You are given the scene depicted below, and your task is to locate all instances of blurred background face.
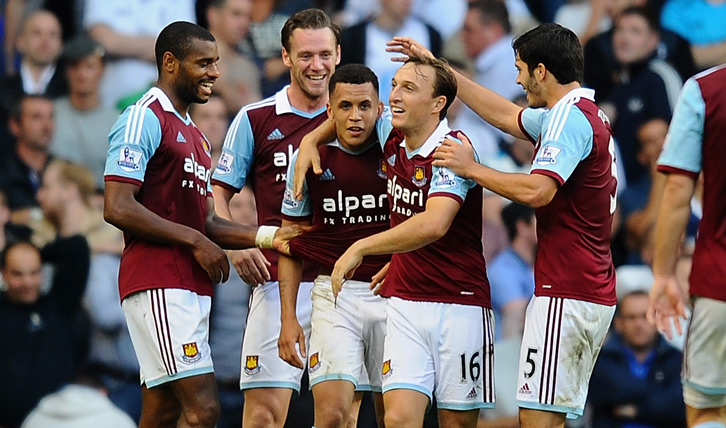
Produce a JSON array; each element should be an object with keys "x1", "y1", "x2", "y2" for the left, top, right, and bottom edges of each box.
[
  {"x1": 615, "y1": 293, "x2": 658, "y2": 352},
  {"x1": 328, "y1": 82, "x2": 382, "y2": 150},
  {"x1": 209, "y1": 0, "x2": 252, "y2": 46},
  {"x1": 191, "y1": 96, "x2": 228, "y2": 166},
  {"x1": 36, "y1": 163, "x2": 67, "y2": 223},
  {"x1": 613, "y1": 13, "x2": 658, "y2": 65},
  {"x1": 2, "y1": 243, "x2": 43, "y2": 305},
  {"x1": 18, "y1": 11, "x2": 62, "y2": 67},
  {"x1": 380, "y1": 0, "x2": 413, "y2": 22},
  {"x1": 66, "y1": 55, "x2": 104, "y2": 97},
  {"x1": 636, "y1": 118, "x2": 668, "y2": 168},
  {"x1": 462, "y1": 9, "x2": 490, "y2": 59},
  {"x1": 12, "y1": 98, "x2": 54, "y2": 151}
]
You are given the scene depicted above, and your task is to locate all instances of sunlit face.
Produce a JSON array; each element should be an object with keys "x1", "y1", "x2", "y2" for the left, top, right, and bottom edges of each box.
[
  {"x1": 615, "y1": 293, "x2": 658, "y2": 352},
  {"x1": 176, "y1": 39, "x2": 220, "y2": 105},
  {"x1": 18, "y1": 12, "x2": 62, "y2": 67},
  {"x1": 1, "y1": 244, "x2": 43, "y2": 305},
  {"x1": 328, "y1": 82, "x2": 382, "y2": 150},
  {"x1": 515, "y1": 54, "x2": 546, "y2": 108},
  {"x1": 66, "y1": 55, "x2": 104, "y2": 97},
  {"x1": 613, "y1": 13, "x2": 658, "y2": 65},
  {"x1": 389, "y1": 62, "x2": 442, "y2": 133},
  {"x1": 282, "y1": 28, "x2": 340, "y2": 102}
]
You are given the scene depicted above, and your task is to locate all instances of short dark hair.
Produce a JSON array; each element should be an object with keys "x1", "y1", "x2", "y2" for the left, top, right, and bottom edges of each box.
[
  {"x1": 512, "y1": 23, "x2": 583, "y2": 85},
  {"x1": 329, "y1": 64, "x2": 379, "y2": 96},
  {"x1": 469, "y1": 0, "x2": 511, "y2": 34},
  {"x1": 404, "y1": 55, "x2": 457, "y2": 120},
  {"x1": 155, "y1": 21, "x2": 216, "y2": 73},
  {"x1": 617, "y1": 5, "x2": 660, "y2": 33},
  {"x1": 501, "y1": 202, "x2": 535, "y2": 241},
  {"x1": 0, "y1": 240, "x2": 40, "y2": 270},
  {"x1": 9, "y1": 94, "x2": 53, "y2": 122},
  {"x1": 615, "y1": 289, "x2": 650, "y2": 316},
  {"x1": 281, "y1": 8, "x2": 340, "y2": 53}
]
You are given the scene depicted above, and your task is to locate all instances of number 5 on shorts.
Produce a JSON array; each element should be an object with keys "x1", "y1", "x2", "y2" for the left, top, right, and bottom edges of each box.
[{"x1": 524, "y1": 347, "x2": 538, "y2": 379}]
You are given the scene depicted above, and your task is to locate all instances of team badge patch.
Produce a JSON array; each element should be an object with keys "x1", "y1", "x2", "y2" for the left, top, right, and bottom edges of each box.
[
  {"x1": 535, "y1": 145, "x2": 561, "y2": 165},
  {"x1": 381, "y1": 359, "x2": 393, "y2": 379},
  {"x1": 433, "y1": 168, "x2": 456, "y2": 189},
  {"x1": 282, "y1": 188, "x2": 299, "y2": 210},
  {"x1": 377, "y1": 159, "x2": 387, "y2": 179},
  {"x1": 412, "y1": 165, "x2": 427, "y2": 187},
  {"x1": 117, "y1": 146, "x2": 143, "y2": 172},
  {"x1": 215, "y1": 152, "x2": 234, "y2": 175},
  {"x1": 309, "y1": 352, "x2": 321, "y2": 373},
  {"x1": 244, "y1": 355, "x2": 261, "y2": 375},
  {"x1": 181, "y1": 342, "x2": 201, "y2": 363}
]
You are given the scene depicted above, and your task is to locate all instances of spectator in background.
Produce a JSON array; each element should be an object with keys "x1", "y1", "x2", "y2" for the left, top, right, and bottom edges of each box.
[
  {"x1": 49, "y1": 36, "x2": 118, "y2": 190},
  {"x1": 605, "y1": 6, "x2": 682, "y2": 185},
  {"x1": 20, "y1": 368, "x2": 136, "y2": 428},
  {"x1": 0, "y1": 95, "x2": 54, "y2": 218},
  {"x1": 486, "y1": 202, "x2": 536, "y2": 340},
  {"x1": 205, "y1": 0, "x2": 262, "y2": 115},
  {"x1": 340, "y1": 0, "x2": 442, "y2": 102},
  {"x1": 588, "y1": 290, "x2": 685, "y2": 428},
  {"x1": 190, "y1": 93, "x2": 230, "y2": 168},
  {"x1": 0, "y1": 189, "x2": 33, "y2": 250},
  {"x1": 660, "y1": 0, "x2": 726, "y2": 71},
  {"x1": 0, "y1": 237, "x2": 91, "y2": 428},
  {"x1": 83, "y1": 0, "x2": 197, "y2": 109},
  {"x1": 453, "y1": 0, "x2": 522, "y2": 162}
]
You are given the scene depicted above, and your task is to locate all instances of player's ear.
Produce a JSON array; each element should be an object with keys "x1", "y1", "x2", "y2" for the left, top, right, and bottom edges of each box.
[
  {"x1": 162, "y1": 51, "x2": 177, "y2": 73},
  {"x1": 377, "y1": 101, "x2": 384, "y2": 117},
  {"x1": 282, "y1": 47, "x2": 292, "y2": 68},
  {"x1": 432, "y1": 95, "x2": 446, "y2": 116},
  {"x1": 335, "y1": 44, "x2": 341, "y2": 65},
  {"x1": 327, "y1": 102, "x2": 333, "y2": 120}
]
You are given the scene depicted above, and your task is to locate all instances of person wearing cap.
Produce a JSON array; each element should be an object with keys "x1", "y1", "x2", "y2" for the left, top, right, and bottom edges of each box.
[{"x1": 49, "y1": 36, "x2": 119, "y2": 190}]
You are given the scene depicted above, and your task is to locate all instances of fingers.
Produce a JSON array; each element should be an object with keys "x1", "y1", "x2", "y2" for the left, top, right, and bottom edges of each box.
[
  {"x1": 298, "y1": 333, "x2": 306, "y2": 360},
  {"x1": 457, "y1": 131, "x2": 473, "y2": 147},
  {"x1": 219, "y1": 259, "x2": 230, "y2": 283}
]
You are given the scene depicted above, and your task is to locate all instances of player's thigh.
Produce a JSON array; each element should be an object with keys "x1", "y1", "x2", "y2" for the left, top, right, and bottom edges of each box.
[
  {"x1": 139, "y1": 384, "x2": 180, "y2": 427},
  {"x1": 123, "y1": 289, "x2": 214, "y2": 388},
  {"x1": 240, "y1": 281, "x2": 313, "y2": 391},
  {"x1": 242, "y1": 388, "x2": 293, "y2": 427},
  {"x1": 311, "y1": 380, "x2": 357, "y2": 426},
  {"x1": 169, "y1": 372, "x2": 219, "y2": 417},
  {"x1": 433, "y1": 305, "x2": 495, "y2": 412},
  {"x1": 361, "y1": 286, "x2": 388, "y2": 393},
  {"x1": 309, "y1": 277, "x2": 367, "y2": 389},
  {"x1": 682, "y1": 297, "x2": 726, "y2": 410},
  {"x1": 516, "y1": 296, "x2": 614, "y2": 419}
]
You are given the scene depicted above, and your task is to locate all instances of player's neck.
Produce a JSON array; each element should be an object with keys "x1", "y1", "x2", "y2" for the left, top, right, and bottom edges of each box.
[
  {"x1": 287, "y1": 85, "x2": 328, "y2": 113},
  {"x1": 546, "y1": 82, "x2": 581, "y2": 109},
  {"x1": 157, "y1": 82, "x2": 191, "y2": 117},
  {"x1": 402, "y1": 118, "x2": 440, "y2": 152}
]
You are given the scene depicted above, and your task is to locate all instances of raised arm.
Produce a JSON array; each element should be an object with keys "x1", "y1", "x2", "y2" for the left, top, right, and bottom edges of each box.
[{"x1": 292, "y1": 119, "x2": 336, "y2": 199}]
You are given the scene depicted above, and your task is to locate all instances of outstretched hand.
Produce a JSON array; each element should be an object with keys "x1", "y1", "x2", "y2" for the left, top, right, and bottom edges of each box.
[
  {"x1": 433, "y1": 131, "x2": 477, "y2": 178},
  {"x1": 386, "y1": 37, "x2": 435, "y2": 62},
  {"x1": 331, "y1": 246, "x2": 363, "y2": 300},
  {"x1": 647, "y1": 274, "x2": 688, "y2": 340}
]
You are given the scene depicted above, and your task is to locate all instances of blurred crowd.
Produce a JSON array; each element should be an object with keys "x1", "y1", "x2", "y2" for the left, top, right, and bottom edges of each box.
[{"x1": 1, "y1": 0, "x2": 723, "y2": 427}]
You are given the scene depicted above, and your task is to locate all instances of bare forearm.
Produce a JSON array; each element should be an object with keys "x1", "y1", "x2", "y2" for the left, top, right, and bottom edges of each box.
[
  {"x1": 467, "y1": 165, "x2": 556, "y2": 208},
  {"x1": 206, "y1": 215, "x2": 258, "y2": 249},
  {"x1": 278, "y1": 253, "x2": 303, "y2": 322},
  {"x1": 652, "y1": 174, "x2": 695, "y2": 276}
]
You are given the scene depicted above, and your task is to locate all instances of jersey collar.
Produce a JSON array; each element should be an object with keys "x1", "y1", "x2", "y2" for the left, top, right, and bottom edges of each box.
[
  {"x1": 399, "y1": 118, "x2": 451, "y2": 158},
  {"x1": 275, "y1": 85, "x2": 327, "y2": 118},
  {"x1": 148, "y1": 87, "x2": 191, "y2": 123},
  {"x1": 552, "y1": 87, "x2": 596, "y2": 110}
]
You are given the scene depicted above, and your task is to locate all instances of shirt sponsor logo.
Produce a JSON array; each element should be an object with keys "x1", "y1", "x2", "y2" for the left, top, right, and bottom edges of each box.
[
  {"x1": 117, "y1": 146, "x2": 143, "y2": 172},
  {"x1": 535, "y1": 145, "x2": 561, "y2": 165},
  {"x1": 412, "y1": 165, "x2": 427, "y2": 187},
  {"x1": 244, "y1": 355, "x2": 261, "y2": 375},
  {"x1": 433, "y1": 168, "x2": 456, "y2": 189},
  {"x1": 181, "y1": 342, "x2": 201, "y2": 363},
  {"x1": 215, "y1": 152, "x2": 234, "y2": 175},
  {"x1": 466, "y1": 387, "x2": 478, "y2": 399},
  {"x1": 388, "y1": 175, "x2": 425, "y2": 217}
]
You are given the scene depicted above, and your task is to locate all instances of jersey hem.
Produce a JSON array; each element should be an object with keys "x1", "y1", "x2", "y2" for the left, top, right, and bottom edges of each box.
[
  {"x1": 530, "y1": 169, "x2": 565, "y2": 186},
  {"x1": 210, "y1": 179, "x2": 241, "y2": 193},
  {"x1": 105, "y1": 175, "x2": 143, "y2": 186},
  {"x1": 657, "y1": 164, "x2": 700, "y2": 180},
  {"x1": 380, "y1": 292, "x2": 491, "y2": 308}
]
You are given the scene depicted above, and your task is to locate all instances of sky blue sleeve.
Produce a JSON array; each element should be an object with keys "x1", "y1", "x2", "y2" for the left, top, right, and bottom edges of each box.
[
  {"x1": 104, "y1": 106, "x2": 162, "y2": 182},
  {"x1": 530, "y1": 107, "x2": 593, "y2": 184},
  {"x1": 657, "y1": 78, "x2": 704, "y2": 174},
  {"x1": 212, "y1": 110, "x2": 255, "y2": 190},
  {"x1": 376, "y1": 107, "x2": 394, "y2": 149},
  {"x1": 281, "y1": 150, "x2": 312, "y2": 217},
  {"x1": 429, "y1": 136, "x2": 477, "y2": 201},
  {"x1": 519, "y1": 107, "x2": 545, "y2": 142}
]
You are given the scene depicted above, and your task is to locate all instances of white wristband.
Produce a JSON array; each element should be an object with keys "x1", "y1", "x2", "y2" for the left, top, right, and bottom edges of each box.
[{"x1": 255, "y1": 226, "x2": 279, "y2": 249}]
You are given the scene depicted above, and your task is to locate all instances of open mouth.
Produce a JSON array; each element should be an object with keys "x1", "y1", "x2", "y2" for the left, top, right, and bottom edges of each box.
[
  {"x1": 199, "y1": 81, "x2": 214, "y2": 96},
  {"x1": 347, "y1": 126, "x2": 365, "y2": 137},
  {"x1": 307, "y1": 75, "x2": 326, "y2": 82}
]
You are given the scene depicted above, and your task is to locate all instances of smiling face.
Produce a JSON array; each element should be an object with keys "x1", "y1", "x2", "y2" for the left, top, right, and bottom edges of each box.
[
  {"x1": 515, "y1": 53, "x2": 546, "y2": 108},
  {"x1": 328, "y1": 82, "x2": 382, "y2": 151},
  {"x1": 175, "y1": 38, "x2": 220, "y2": 105},
  {"x1": 282, "y1": 28, "x2": 340, "y2": 103},
  {"x1": 388, "y1": 62, "x2": 443, "y2": 135}
]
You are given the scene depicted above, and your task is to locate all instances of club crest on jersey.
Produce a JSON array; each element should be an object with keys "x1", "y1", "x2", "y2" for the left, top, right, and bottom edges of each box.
[
  {"x1": 216, "y1": 152, "x2": 234, "y2": 175},
  {"x1": 382, "y1": 360, "x2": 393, "y2": 379},
  {"x1": 244, "y1": 355, "x2": 260, "y2": 375},
  {"x1": 282, "y1": 188, "x2": 299, "y2": 210},
  {"x1": 412, "y1": 165, "x2": 427, "y2": 187},
  {"x1": 535, "y1": 145, "x2": 561, "y2": 165},
  {"x1": 117, "y1": 146, "x2": 143, "y2": 172},
  {"x1": 387, "y1": 154, "x2": 396, "y2": 166},
  {"x1": 309, "y1": 352, "x2": 321, "y2": 373},
  {"x1": 377, "y1": 159, "x2": 387, "y2": 179},
  {"x1": 434, "y1": 168, "x2": 456, "y2": 189},
  {"x1": 201, "y1": 138, "x2": 212, "y2": 157},
  {"x1": 181, "y1": 342, "x2": 201, "y2": 363}
]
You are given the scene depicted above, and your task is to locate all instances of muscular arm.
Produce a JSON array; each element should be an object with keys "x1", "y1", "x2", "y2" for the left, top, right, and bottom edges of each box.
[
  {"x1": 89, "y1": 24, "x2": 156, "y2": 63},
  {"x1": 205, "y1": 198, "x2": 259, "y2": 249}
]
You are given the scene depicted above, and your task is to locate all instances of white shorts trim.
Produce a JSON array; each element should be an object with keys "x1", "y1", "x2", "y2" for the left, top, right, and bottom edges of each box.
[
  {"x1": 516, "y1": 296, "x2": 614, "y2": 418},
  {"x1": 122, "y1": 289, "x2": 213, "y2": 387},
  {"x1": 308, "y1": 276, "x2": 387, "y2": 392},
  {"x1": 240, "y1": 281, "x2": 313, "y2": 392}
]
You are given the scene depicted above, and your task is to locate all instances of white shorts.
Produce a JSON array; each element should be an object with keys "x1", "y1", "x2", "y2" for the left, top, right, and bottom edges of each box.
[
  {"x1": 122, "y1": 289, "x2": 213, "y2": 388},
  {"x1": 516, "y1": 296, "x2": 615, "y2": 418},
  {"x1": 682, "y1": 297, "x2": 726, "y2": 409},
  {"x1": 382, "y1": 297, "x2": 495, "y2": 411},
  {"x1": 240, "y1": 280, "x2": 313, "y2": 392},
  {"x1": 308, "y1": 276, "x2": 387, "y2": 391}
]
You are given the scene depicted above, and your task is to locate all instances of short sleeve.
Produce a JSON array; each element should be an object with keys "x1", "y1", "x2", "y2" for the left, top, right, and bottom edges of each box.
[
  {"x1": 281, "y1": 150, "x2": 312, "y2": 218},
  {"x1": 212, "y1": 110, "x2": 256, "y2": 191},
  {"x1": 429, "y1": 136, "x2": 477, "y2": 204},
  {"x1": 104, "y1": 106, "x2": 162, "y2": 184},
  {"x1": 519, "y1": 107, "x2": 546, "y2": 144},
  {"x1": 657, "y1": 77, "x2": 704, "y2": 176}
]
